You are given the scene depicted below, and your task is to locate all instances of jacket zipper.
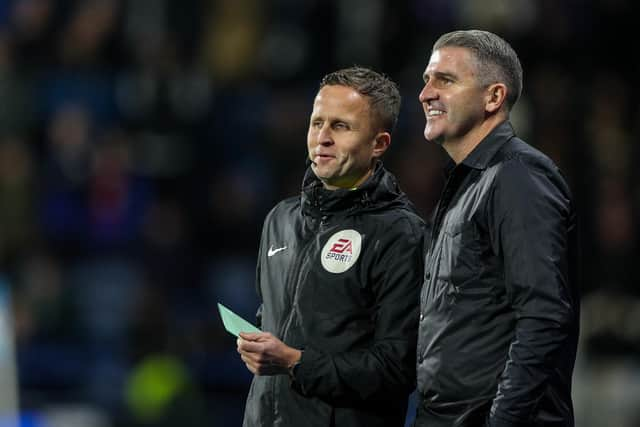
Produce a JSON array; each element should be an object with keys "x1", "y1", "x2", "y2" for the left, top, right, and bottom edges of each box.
[
  {"x1": 278, "y1": 193, "x2": 324, "y2": 344},
  {"x1": 278, "y1": 235, "x2": 315, "y2": 341},
  {"x1": 270, "y1": 211, "x2": 320, "y2": 423}
]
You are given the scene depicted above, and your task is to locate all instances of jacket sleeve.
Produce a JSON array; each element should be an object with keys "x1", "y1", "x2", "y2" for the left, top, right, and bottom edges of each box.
[
  {"x1": 291, "y1": 216, "x2": 424, "y2": 404},
  {"x1": 254, "y1": 211, "x2": 271, "y2": 329},
  {"x1": 487, "y1": 158, "x2": 578, "y2": 425}
]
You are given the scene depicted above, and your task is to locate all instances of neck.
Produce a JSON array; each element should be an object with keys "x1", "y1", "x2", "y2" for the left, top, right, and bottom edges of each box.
[
  {"x1": 322, "y1": 168, "x2": 374, "y2": 191},
  {"x1": 444, "y1": 115, "x2": 506, "y2": 164}
]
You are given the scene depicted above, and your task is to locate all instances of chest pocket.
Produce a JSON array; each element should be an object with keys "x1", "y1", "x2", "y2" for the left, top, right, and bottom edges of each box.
[{"x1": 440, "y1": 217, "x2": 486, "y2": 286}]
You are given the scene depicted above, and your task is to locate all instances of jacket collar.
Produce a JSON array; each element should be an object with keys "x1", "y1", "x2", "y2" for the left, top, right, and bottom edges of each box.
[
  {"x1": 460, "y1": 120, "x2": 516, "y2": 170},
  {"x1": 301, "y1": 161, "x2": 407, "y2": 216}
]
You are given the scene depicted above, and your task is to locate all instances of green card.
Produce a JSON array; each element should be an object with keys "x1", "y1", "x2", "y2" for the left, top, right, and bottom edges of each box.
[{"x1": 217, "y1": 302, "x2": 261, "y2": 337}]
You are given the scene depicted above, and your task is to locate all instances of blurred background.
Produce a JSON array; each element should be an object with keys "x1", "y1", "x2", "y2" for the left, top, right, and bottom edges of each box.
[{"x1": 0, "y1": 0, "x2": 638, "y2": 426}]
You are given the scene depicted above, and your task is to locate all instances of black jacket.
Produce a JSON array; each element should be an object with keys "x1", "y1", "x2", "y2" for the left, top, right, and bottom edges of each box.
[
  {"x1": 243, "y1": 163, "x2": 425, "y2": 427},
  {"x1": 416, "y1": 122, "x2": 580, "y2": 427}
]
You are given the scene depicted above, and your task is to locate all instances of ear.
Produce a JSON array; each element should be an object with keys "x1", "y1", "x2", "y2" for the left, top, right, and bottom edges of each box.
[
  {"x1": 372, "y1": 132, "x2": 391, "y2": 158},
  {"x1": 485, "y1": 83, "x2": 507, "y2": 113}
]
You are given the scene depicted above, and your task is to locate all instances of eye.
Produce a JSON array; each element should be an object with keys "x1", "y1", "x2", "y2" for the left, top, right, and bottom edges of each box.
[
  {"x1": 311, "y1": 120, "x2": 323, "y2": 129},
  {"x1": 430, "y1": 77, "x2": 453, "y2": 89},
  {"x1": 332, "y1": 122, "x2": 349, "y2": 130}
]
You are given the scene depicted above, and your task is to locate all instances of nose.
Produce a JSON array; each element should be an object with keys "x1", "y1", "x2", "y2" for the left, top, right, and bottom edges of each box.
[
  {"x1": 317, "y1": 124, "x2": 333, "y2": 146},
  {"x1": 419, "y1": 81, "x2": 436, "y2": 104}
]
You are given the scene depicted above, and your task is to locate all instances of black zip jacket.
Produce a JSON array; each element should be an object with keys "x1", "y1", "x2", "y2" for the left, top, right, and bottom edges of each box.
[
  {"x1": 243, "y1": 163, "x2": 425, "y2": 427},
  {"x1": 416, "y1": 122, "x2": 580, "y2": 427}
]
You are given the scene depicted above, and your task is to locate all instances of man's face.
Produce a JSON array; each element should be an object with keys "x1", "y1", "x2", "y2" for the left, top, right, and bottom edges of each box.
[
  {"x1": 307, "y1": 85, "x2": 386, "y2": 190},
  {"x1": 419, "y1": 46, "x2": 488, "y2": 146}
]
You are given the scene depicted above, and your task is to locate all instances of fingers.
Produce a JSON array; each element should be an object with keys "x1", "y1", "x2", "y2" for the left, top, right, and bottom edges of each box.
[
  {"x1": 236, "y1": 332, "x2": 290, "y2": 376},
  {"x1": 240, "y1": 352, "x2": 281, "y2": 375},
  {"x1": 238, "y1": 337, "x2": 267, "y2": 353},
  {"x1": 240, "y1": 353, "x2": 258, "y2": 374},
  {"x1": 239, "y1": 331, "x2": 270, "y2": 341},
  {"x1": 238, "y1": 332, "x2": 279, "y2": 353},
  {"x1": 237, "y1": 339, "x2": 270, "y2": 365}
]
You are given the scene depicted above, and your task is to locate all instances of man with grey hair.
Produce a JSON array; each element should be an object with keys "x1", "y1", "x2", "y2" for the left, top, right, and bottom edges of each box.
[{"x1": 415, "y1": 30, "x2": 579, "y2": 426}]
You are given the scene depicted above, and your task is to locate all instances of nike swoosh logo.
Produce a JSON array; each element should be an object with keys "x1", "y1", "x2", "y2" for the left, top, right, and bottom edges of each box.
[{"x1": 268, "y1": 245, "x2": 287, "y2": 257}]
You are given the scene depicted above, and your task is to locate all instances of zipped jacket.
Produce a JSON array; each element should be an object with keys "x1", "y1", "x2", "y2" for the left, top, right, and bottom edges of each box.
[
  {"x1": 243, "y1": 163, "x2": 425, "y2": 427},
  {"x1": 416, "y1": 122, "x2": 580, "y2": 427}
]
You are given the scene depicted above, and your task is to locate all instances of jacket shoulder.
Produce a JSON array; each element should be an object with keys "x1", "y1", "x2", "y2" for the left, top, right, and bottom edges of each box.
[
  {"x1": 397, "y1": 207, "x2": 426, "y2": 235},
  {"x1": 263, "y1": 195, "x2": 300, "y2": 224},
  {"x1": 368, "y1": 204, "x2": 426, "y2": 243},
  {"x1": 494, "y1": 137, "x2": 560, "y2": 174},
  {"x1": 490, "y1": 137, "x2": 573, "y2": 203}
]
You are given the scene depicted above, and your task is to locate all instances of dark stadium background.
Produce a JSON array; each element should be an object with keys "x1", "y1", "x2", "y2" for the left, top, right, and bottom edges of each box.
[{"x1": 0, "y1": 0, "x2": 638, "y2": 426}]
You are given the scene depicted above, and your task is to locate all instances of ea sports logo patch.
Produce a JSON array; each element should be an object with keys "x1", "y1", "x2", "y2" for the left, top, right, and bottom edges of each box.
[{"x1": 321, "y1": 229, "x2": 362, "y2": 274}]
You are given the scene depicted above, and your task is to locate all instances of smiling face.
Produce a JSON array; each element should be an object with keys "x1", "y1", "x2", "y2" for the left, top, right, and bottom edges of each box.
[
  {"x1": 419, "y1": 46, "x2": 490, "y2": 148},
  {"x1": 307, "y1": 85, "x2": 389, "y2": 190}
]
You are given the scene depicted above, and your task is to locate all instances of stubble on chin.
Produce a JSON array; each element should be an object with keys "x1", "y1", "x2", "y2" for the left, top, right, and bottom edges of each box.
[
  {"x1": 424, "y1": 127, "x2": 444, "y2": 146},
  {"x1": 311, "y1": 164, "x2": 331, "y2": 183},
  {"x1": 431, "y1": 136, "x2": 445, "y2": 146}
]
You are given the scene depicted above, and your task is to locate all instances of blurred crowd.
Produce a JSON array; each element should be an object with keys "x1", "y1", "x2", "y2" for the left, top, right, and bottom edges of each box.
[{"x1": 0, "y1": 0, "x2": 638, "y2": 426}]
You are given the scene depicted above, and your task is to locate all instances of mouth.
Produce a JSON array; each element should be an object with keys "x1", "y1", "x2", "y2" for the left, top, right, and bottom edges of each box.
[
  {"x1": 427, "y1": 109, "x2": 445, "y2": 118},
  {"x1": 312, "y1": 154, "x2": 335, "y2": 164}
]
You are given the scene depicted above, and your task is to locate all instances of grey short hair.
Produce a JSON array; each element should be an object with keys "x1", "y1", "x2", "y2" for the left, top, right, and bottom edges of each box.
[{"x1": 433, "y1": 30, "x2": 523, "y2": 111}]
